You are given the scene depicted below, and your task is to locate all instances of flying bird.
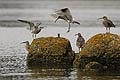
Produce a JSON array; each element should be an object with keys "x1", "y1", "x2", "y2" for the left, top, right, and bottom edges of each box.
[
  {"x1": 18, "y1": 19, "x2": 44, "y2": 39},
  {"x1": 98, "y1": 16, "x2": 115, "y2": 33},
  {"x1": 51, "y1": 8, "x2": 80, "y2": 32}
]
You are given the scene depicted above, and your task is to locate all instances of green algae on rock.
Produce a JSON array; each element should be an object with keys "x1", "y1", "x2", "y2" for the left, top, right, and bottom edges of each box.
[
  {"x1": 27, "y1": 37, "x2": 75, "y2": 66},
  {"x1": 75, "y1": 33, "x2": 120, "y2": 69}
]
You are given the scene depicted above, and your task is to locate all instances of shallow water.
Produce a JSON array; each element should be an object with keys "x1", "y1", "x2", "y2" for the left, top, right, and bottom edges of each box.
[
  {"x1": 0, "y1": 0, "x2": 120, "y2": 80},
  {"x1": 0, "y1": 23, "x2": 120, "y2": 80}
]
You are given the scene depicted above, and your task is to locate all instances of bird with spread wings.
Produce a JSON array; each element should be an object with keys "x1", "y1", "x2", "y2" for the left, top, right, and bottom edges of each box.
[
  {"x1": 18, "y1": 20, "x2": 44, "y2": 39},
  {"x1": 51, "y1": 8, "x2": 80, "y2": 33}
]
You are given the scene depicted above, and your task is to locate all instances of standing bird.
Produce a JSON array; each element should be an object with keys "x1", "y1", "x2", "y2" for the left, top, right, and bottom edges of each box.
[
  {"x1": 51, "y1": 8, "x2": 80, "y2": 32},
  {"x1": 18, "y1": 20, "x2": 44, "y2": 39},
  {"x1": 98, "y1": 16, "x2": 115, "y2": 33},
  {"x1": 75, "y1": 33, "x2": 85, "y2": 52},
  {"x1": 21, "y1": 41, "x2": 30, "y2": 51}
]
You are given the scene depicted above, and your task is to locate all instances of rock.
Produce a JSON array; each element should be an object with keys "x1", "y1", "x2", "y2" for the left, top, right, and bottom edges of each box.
[
  {"x1": 75, "y1": 33, "x2": 120, "y2": 69},
  {"x1": 27, "y1": 37, "x2": 75, "y2": 67},
  {"x1": 85, "y1": 62, "x2": 103, "y2": 70}
]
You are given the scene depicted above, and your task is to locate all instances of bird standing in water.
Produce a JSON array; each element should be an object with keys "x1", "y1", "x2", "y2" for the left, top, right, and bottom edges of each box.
[
  {"x1": 18, "y1": 20, "x2": 44, "y2": 39},
  {"x1": 51, "y1": 8, "x2": 80, "y2": 32},
  {"x1": 98, "y1": 16, "x2": 115, "y2": 33},
  {"x1": 75, "y1": 33, "x2": 85, "y2": 53}
]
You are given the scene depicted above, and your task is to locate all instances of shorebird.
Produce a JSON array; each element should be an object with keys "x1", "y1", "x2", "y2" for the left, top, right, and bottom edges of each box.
[
  {"x1": 98, "y1": 16, "x2": 115, "y2": 33},
  {"x1": 51, "y1": 8, "x2": 80, "y2": 32},
  {"x1": 75, "y1": 33, "x2": 85, "y2": 52},
  {"x1": 31, "y1": 26, "x2": 44, "y2": 39},
  {"x1": 21, "y1": 41, "x2": 30, "y2": 51},
  {"x1": 18, "y1": 20, "x2": 44, "y2": 39}
]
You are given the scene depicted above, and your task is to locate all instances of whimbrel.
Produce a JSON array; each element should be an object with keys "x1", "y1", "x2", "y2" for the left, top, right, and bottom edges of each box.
[
  {"x1": 98, "y1": 16, "x2": 115, "y2": 33},
  {"x1": 18, "y1": 20, "x2": 44, "y2": 39},
  {"x1": 75, "y1": 33, "x2": 85, "y2": 52},
  {"x1": 51, "y1": 8, "x2": 80, "y2": 32}
]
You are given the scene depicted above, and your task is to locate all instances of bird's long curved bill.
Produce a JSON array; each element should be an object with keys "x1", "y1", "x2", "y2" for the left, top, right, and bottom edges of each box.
[{"x1": 20, "y1": 42, "x2": 26, "y2": 44}]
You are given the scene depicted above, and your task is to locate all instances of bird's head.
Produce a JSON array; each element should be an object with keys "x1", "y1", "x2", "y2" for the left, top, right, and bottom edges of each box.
[
  {"x1": 75, "y1": 33, "x2": 81, "y2": 36},
  {"x1": 98, "y1": 16, "x2": 108, "y2": 20}
]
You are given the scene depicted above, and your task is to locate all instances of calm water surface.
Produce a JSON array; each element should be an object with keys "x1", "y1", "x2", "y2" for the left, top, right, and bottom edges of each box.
[{"x1": 0, "y1": 0, "x2": 120, "y2": 80}]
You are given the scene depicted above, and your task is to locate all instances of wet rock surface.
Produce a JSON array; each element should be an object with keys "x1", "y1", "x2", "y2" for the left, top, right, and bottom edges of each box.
[
  {"x1": 74, "y1": 33, "x2": 120, "y2": 70},
  {"x1": 27, "y1": 37, "x2": 75, "y2": 66}
]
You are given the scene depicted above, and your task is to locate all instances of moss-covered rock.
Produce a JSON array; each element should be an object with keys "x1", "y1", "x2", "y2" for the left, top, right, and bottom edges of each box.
[
  {"x1": 75, "y1": 33, "x2": 120, "y2": 69},
  {"x1": 27, "y1": 37, "x2": 75, "y2": 67}
]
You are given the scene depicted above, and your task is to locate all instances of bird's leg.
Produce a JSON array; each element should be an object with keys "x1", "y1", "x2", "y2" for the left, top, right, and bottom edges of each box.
[
  {"x1": 35, "y1": 34, "x2": 36, "y2": 38},
  {"x1": 67, "y1": 22, "x2": 70, "y2": 33},
  {"x1": 109, "y1": 27, "x2": 110, "y2": 33},
  {"x1": 32, "y1": 34, "x2": 34, "y2": 39},
  {"x1": 34, "y1": 34, "x2": 35, "y2": 39},
  {"x1": 106, "y1": 27, "x2": 108, "y2": 33},
  {"x1": 78, "y1": 48, "x2": 80, "y2": 53}
]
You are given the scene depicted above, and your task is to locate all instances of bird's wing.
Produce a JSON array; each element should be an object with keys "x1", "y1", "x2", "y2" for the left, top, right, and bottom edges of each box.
[
  {"x1": 55, "y1": 10, "x2": 65, "y2": 17},
  {"x1": 51, "y1": 13, "x2": 59, "y2": 18},
  {"x1": 107, "y1": 20, "x2": 116, "y2": 27},
  {"x1": 103, "y1": 21, "x2": 109, "y2": 27},
  {"x1": 18, "y1": 19, "x2": 35, "y2": 30},
  {"x1": 76, "y1": 37, "x2": 85, "y2": 47},
  {"x1": 64, "y1": 8, "x2": 71, "y2": 16},
  {"x1": 55, "y1": 8, "x2": 72, "y2": 16}
]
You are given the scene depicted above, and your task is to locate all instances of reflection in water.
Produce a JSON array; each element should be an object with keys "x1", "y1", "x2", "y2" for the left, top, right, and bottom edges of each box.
[
  {"x1": 77, "y1": 69, "x2": 120, "y2": 80},
  {"x1": 0, "y1": 55, "x2": 120, "y2": 80},
  {"x1": 29, "y1": 67, "x2": 73, "y2": 79}
]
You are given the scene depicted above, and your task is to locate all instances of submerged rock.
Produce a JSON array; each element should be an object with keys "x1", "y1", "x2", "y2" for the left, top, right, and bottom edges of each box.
[
  {"x1": 75, "y1": 33, "x2": 120, "y2": 69},
  {"x1": 27, "y1": 37, "x2": 75, "y2": 67}
]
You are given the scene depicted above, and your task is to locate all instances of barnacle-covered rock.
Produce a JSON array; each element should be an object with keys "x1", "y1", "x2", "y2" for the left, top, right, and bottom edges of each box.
[
  {"x1": 27, "y1": 37, "x2": 75, "y2": 67},
  {"x1": 75, "y1": 33, "x2": 120, "y2": 69}
]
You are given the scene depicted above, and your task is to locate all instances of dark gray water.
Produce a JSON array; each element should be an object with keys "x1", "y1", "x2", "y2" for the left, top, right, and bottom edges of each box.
[{"x1": 0, "y1": 0, "x2": 120, "y2": 80}]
